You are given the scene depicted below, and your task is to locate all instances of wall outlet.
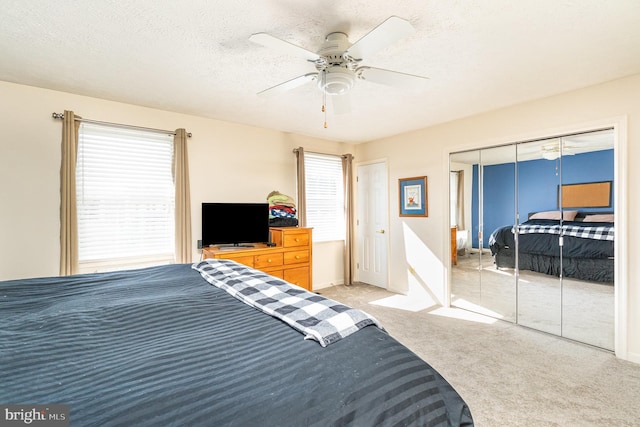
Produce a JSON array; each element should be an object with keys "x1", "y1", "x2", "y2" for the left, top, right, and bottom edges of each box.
[{"x1": 197, "y1": 240, "x2": 203, "y2": 249}]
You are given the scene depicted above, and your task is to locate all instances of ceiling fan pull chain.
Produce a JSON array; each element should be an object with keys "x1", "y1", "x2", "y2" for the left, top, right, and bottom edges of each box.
[{"x1": 322, "y1": 71, "x2": 328, "y2": 128}]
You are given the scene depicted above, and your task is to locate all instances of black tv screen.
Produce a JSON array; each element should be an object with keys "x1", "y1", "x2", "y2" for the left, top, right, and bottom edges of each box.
[{"x1": 202, "y1": 202, "x2": 270, "y2": 247}]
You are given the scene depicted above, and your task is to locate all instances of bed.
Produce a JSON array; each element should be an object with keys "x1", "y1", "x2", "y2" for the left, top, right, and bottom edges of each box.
[
  {"x1": 0, "y1": 261, "x2": 473, "y2": 426},
  {"x1": 488, "y1": 211, "x2": 614, "y2": 282}
]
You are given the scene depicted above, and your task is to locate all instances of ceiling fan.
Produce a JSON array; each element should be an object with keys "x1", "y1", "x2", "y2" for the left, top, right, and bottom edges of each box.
[
  {"x1": 541, "y1": 140, "x2": 575, "y2": 160},
  {"x1": 249, "y1": 16, "x2": 429, "y2": 117},
  {"x1": 540, "y1": 136, "x2": 613, "y2": 160}
]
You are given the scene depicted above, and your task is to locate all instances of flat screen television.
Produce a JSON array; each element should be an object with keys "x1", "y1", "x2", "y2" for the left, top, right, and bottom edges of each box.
[{"x1": 202, "y1": 202, "x2": 270, "y2": 247}]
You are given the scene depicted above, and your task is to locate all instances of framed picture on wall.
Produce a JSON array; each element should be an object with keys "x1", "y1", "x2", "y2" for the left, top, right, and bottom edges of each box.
[{"x1": 399, "y1": 176, "x2": 428, "y2": 217}]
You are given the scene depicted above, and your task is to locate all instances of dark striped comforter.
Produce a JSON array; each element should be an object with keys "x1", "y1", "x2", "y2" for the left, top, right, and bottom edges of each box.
[{"x1": 0, "y1": 264, "x2": 473, "y2": 426}]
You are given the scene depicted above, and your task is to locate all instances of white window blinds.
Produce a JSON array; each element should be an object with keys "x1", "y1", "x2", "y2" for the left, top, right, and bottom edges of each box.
[
  {"x1": 76, "y1": 123, "x2": 175, "y2": 271},
  {"x1": 304, "y1": 153, "x2": 345, "y2": 242}
]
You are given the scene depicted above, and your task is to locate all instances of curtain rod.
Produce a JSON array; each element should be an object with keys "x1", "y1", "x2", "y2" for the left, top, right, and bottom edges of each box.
[
  {"x1": 51, "y1": 112, "x2": 192, "y2": 138},
  {"x1": 293, "y1": 148, "x2": 353, "y2": 159}
]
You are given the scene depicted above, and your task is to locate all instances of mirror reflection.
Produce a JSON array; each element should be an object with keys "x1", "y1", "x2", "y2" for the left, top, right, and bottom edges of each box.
[
  {"x1": 515, "y1": 137, "x2": 563, "y2": 335},
  {"x1": 559, "y1": 131, "x2": 615, "y2": 349},
  {"x1": 480, "y1": 145, "x2": 516, "y2": 322},
  {"x1": 450, "y1": 150, "x2": 481, "y2": 314},
  {"x1": 450, "y1": 129, "x2": 615, "y2": 350}
]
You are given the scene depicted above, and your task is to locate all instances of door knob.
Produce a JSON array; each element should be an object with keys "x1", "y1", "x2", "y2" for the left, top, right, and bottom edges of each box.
[{"x1": 376, "y1": 229, "x2": 385, "y2": 234}]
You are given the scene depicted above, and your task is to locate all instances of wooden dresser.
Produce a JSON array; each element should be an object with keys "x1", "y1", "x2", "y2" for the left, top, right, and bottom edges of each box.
[{"x1": 202, "y1": 227, "x2": 313, "y2": 291}]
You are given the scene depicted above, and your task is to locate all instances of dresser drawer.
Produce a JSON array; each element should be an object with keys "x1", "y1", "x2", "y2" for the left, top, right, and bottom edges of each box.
[
  {"x1": 216, "y1": 254, "x2": 254, "y2": 267},
  {"x1": 264, "y1": 269, "x2": 284, "y2": 279},
  {"x1": 284, "y1": 266, "x2": 310, "y2": 290},
  {"x1": 283, "y1": 232, "x2": 309, "y2": 248},
  {"x1": 254, "y1": 253, "x2": 284, "y2": 269},
  {"x1": 284, "y1": 249, "x2": 309, "y2": 265}
]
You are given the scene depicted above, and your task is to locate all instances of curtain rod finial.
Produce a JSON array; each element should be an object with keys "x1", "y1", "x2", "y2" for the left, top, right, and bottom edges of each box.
[{"x1": 52, "y1": 112, "x2": 64, "y2": 119}]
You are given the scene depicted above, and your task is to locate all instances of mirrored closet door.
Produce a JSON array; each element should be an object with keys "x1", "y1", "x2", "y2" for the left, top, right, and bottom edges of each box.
[
  {"x1": 450, "y1": 150, "x2": 482, "y2": 314},
  {"x1": 450, "y1": 146, "x2": 517, "y2": 323},
  {"x1": 515, "y1": 137, "x2": 563, "y2": 335},
  {"x1": 478, "y1": 145, "x2": 517, "y2": 322},
  {"x1": 450, "y1": 129, "x2": 615, "y2": 350},
  {"x1": 559, "y1": 131, "x2": 615, "y2": 349}
]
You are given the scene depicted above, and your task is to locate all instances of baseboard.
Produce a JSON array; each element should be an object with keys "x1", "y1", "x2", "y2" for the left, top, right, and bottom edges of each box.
[
  {"x1": 624, "y1": 351, "x2": 640, "y2": 364},
  {"x1": 313, "y1": 280, "x2": 344, "y2": 290}
]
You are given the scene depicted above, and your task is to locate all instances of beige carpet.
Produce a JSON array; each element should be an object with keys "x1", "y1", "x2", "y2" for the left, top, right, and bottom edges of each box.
[{"x1": 319, "y1": 283, "x2": 640, "y2": 427}]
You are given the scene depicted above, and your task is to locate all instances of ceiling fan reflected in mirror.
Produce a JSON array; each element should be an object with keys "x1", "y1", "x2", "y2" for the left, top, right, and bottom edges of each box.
[
  {"x1": 249, "y1": 16, "x2": 429, "y2": 122},
  {"x1": 541, "y1": 140, "x2": 574, "y2": 160},
  {"x1": 540, "y1": 133, "x2": 614, "y2": 160}
]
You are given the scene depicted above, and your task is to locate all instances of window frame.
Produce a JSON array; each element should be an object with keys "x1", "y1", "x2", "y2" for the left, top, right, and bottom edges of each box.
[
  {"x1": 304, "y1": 152, "x2": 345, "y2": 242},
  {"x1": 75, "y1": 122, "x2": 176, "y2": 273}
]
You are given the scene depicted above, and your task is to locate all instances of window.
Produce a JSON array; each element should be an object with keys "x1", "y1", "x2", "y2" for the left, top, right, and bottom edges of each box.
[
  {"x1": 304, "y1": 153, "x2": 345, "y2": 242},
  {"x1": 76, "y1": 123, "x2": 175, "y2": 272}
]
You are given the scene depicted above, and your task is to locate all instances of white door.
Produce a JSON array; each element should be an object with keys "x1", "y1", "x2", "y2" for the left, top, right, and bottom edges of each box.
[{"x1": 357, "y1": 162, "x2": 389, "y2": 288}]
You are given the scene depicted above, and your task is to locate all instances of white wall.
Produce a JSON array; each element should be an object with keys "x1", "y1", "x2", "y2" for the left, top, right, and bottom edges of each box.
[
  {"x1": 355, "y1": 73, "x2": 640, "y2": 362},
  {"x1": 0, "y1": 80, "x2": 348, "y2": 287}
]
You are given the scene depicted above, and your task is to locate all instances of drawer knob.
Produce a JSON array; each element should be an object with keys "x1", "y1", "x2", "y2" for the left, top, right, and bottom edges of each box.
[
  {"x1": 295, "y1": 238, "x2": 300, "y2": 242},
  {"x1": 295, "y1": 255, "x2": 300, "y2": 259},
  {"x1": 267, "y1": 258, "x2": 272, "y2": 263}
]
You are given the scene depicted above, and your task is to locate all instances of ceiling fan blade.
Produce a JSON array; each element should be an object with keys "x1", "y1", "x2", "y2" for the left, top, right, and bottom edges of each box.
[
  {"x1": 250, "y1": 33, "x2": 320, "y2": 61},
  {"x1": 331, "y1": 93, "x2": 351, "y2": 115},
  {"x1": 357, "y1": 66, "x2": 429, "y2": 91},
  {"x1": 257, "y1": 73, "x2": 318, "y2": 98},
  {"x1": 346, "y1": 16, "x2": 415, "y2": 60}
]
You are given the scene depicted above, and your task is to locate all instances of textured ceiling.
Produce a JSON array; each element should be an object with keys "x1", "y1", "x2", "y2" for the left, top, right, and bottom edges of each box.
[{"x1": 1, "y1": 1, "x2": 639, "y2": 143}]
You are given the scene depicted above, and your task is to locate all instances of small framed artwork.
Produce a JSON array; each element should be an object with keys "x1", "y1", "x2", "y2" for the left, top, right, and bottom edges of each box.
[{"x1": 399, "y1": 176, "x2": 428, "y2": 217}]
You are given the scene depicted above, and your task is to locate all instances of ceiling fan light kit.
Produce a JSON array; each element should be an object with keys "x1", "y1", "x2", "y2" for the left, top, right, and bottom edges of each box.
[
  {"x1": 249, "y1": 16, "x2": 429, "y2": 123},
  {"x1": 318, "y1": 67, "x2": 356, "y2": 95}
]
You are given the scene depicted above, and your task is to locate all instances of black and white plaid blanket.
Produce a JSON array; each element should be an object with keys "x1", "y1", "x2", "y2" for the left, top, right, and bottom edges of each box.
[
  {"x1": 515, "y1": 224, "x2": 614, "y2": 241},
  {"x1": 561, "y1": 224, "x2": 614, "y2": 241},
  {"x1": 192, "y1": 259, "x2": 384, "y2": 347},
  {"x1": 516, "y1": 223, "x2": 561, "y2": 235}
]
